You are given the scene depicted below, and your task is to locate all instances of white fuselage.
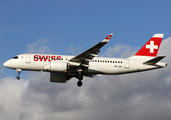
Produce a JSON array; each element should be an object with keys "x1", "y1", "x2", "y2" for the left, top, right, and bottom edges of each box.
[{"x1": 3, "y1": 54, "x2": 167, "y2": 75}]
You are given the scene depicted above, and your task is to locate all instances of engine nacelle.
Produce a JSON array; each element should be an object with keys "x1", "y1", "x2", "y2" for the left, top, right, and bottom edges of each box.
[
  {"x1": 43, "y1": 61, "x2": 68, "y2": 72},
  {"x1": 51, "y1": 61, "x2": 67, "y2": 72},
  {"x1": 50, "y1": 73, "x2": 67, "y2": 83}
]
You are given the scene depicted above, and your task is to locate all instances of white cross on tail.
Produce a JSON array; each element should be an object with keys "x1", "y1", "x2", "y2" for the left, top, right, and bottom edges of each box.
[{"x1": 146, "y1": 41, "x2": 158, "y2": 53}]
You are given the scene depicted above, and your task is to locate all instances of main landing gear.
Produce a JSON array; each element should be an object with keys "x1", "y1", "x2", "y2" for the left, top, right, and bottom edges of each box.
[
  {"x1": 16, "y1": 69, "x2": 21, "y2": 80},
  {"x1": 77, "y1": 73, "x2": 83, "y2": 87},
  {"x1": 77, "y1": 81, "x2": 82, "y2": 87}
]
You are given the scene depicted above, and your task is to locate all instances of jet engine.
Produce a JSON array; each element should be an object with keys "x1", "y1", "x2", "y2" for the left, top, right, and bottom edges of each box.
[
  {"x1": 43, "y1": 61, "x2": 68, "y2": 72},
  {"x1": 51, "y1": 61, "x2": 67, "y2": 72},
  {"x1": 50, "y1": 73, "x2": 71, "y2": 83}
]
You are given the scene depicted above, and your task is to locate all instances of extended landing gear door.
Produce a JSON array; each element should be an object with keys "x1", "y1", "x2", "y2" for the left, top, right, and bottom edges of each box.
[
  {"x1": 26, "y1": 54, "x2": 31, "y2": 63},
  {"x1": 124, "y1": 59, "x2": 129, "y2": 69}
]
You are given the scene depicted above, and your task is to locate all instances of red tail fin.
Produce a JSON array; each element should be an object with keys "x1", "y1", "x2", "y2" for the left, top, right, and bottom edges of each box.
[{"x1": 135, "y1": 34, "x2": 164, "y2": 57}]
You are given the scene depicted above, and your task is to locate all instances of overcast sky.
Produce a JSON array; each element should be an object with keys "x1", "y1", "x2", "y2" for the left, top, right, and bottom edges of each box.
[{"x1": 0, "y1": 0, "x2": 171, "y2": 120}]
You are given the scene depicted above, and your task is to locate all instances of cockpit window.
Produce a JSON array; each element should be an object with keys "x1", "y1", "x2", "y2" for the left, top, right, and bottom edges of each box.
[{"x1": 12, "y1": 56, "x2": 18, "y2": 59}]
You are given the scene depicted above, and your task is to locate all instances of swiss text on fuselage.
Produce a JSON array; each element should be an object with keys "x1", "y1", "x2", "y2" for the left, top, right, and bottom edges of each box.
[{"x1": 34, "y1": 55, "x2": 63, "y2": 62}]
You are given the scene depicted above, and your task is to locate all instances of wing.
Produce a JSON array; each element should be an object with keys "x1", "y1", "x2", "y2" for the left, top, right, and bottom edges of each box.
[{"x1": 69, "y1": 33, "x2": 113, "y2": 67}]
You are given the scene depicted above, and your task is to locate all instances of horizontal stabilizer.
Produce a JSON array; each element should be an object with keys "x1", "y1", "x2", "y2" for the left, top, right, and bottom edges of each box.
[{"x1": 143, "y1": 56, "x2": 165, "y2": 65}]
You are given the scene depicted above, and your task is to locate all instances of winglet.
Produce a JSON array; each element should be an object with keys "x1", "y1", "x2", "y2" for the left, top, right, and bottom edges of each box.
[
  {"x1": 102, "y1": 33, "x2": 113, "y2": 42},
  {"x1": 153, "y1": 34, "x2": 164, "y2": 38}
]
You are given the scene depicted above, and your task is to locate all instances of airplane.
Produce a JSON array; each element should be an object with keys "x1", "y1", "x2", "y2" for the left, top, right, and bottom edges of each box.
[{"x1": 3, "y1": 33, "x2": 167, "y2": 87}]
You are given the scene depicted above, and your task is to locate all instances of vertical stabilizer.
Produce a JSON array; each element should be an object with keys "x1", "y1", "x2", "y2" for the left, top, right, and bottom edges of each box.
[{"x1": 135, "y1": 34, "x2": 164, "y2": 57}]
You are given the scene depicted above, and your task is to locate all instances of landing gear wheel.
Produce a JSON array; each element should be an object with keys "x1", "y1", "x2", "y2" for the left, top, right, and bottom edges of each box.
[
  {"x1": 77, "y1": 81, "x2": 82, "y2": 87},
  {"x1": 16, "y1": 76, "x2": 20, "y2": 80}
]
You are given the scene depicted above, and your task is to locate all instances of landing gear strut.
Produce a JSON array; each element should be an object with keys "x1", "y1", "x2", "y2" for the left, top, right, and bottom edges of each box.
[
  {"x1": 78, "y1": 74, "x2": 83, "y2": 80},
  {"x1": 16, "y1": 69, "x2": 21, "y2": 80},
  {"x1": 77, "y1": 73, "x2": 83, "y2": 87}
]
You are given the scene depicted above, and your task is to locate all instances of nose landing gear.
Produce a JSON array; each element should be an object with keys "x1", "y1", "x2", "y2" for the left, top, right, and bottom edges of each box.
[
  {"x1": 16, "y1": 76, "x2": 20, "y2": 80},
  {"x1": 16, "y1": 69, "x2": 21, "y2": 80}
]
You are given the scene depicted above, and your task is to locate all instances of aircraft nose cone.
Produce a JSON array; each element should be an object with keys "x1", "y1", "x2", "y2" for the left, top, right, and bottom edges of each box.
[
  {"x1": 3, "y1": 61, "x2": 11, "y2": 68},
  {"x1": 3, "y1": 61, "x2": 8, "y2": 67}
]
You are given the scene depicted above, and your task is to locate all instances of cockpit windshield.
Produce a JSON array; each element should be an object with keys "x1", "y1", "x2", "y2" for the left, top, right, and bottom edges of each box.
[{"x1": 12, "y1": 56, "x2": 18, "y2": 59}]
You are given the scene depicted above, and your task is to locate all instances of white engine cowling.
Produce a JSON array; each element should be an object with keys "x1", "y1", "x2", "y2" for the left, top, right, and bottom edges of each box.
[
  {"x1": 43, "y1": 61, "x2": 68, "y2": 72},
  {"x1": 51, "y1": 61, "x2": 67, "y2": 72},
  {"x1": 50, "y1": 73, "x2": 67, "y2": 83}
]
